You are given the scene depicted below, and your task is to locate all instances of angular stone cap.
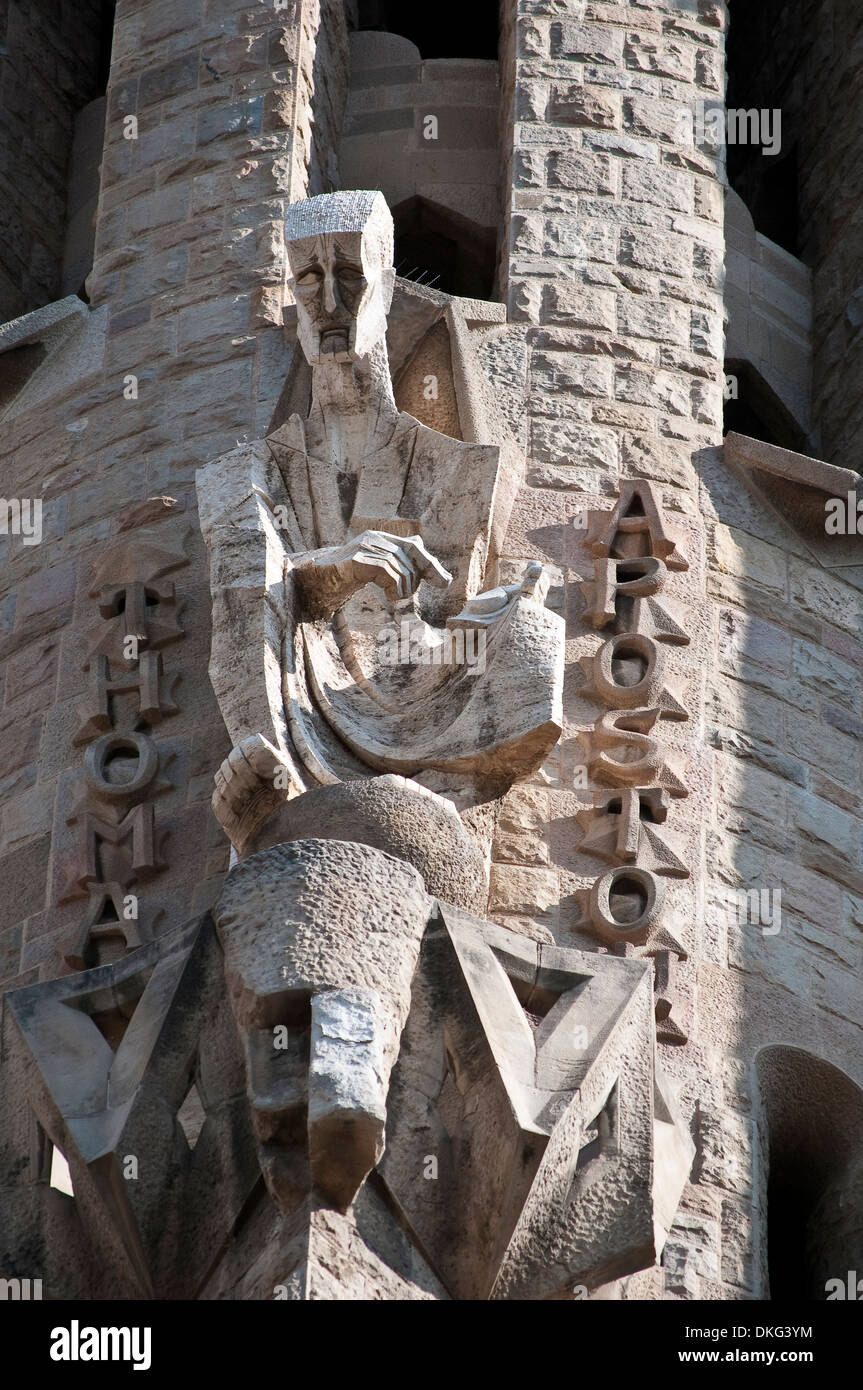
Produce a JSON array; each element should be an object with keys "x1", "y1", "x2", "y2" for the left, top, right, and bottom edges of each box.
[
  {"x1": 0, "y1": 293, "x2": 105, "y2": 420},
  {"x1": 724, "y1": 430, "x2": 863, "y2": 568},
  {"x1": 0, "y1": 294, "x2": 88, "y2": 349},
  {"x1": 725, "y1": 431, "x2": 858, "y2": 495}
]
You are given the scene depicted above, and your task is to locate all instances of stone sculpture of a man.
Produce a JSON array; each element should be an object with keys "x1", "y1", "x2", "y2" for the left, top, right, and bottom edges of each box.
[
  {"x1": 197, "y1": 190, "x2": 563, "y2": 855},
  {"x1": 192, "y1": 196, "x2": 689, "y2": 1250}
]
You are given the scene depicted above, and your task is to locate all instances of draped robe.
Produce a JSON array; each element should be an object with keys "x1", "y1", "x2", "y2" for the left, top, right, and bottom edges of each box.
[{"x1": 196, "y1": 409, "x2": 563, "y2": 798}]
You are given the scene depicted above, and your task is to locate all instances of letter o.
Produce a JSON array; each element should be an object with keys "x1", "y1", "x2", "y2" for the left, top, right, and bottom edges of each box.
[
  {"x1": 593, "y1": 632, "x2": 663, "y2": 708},
  {"x1": 84, "y1": 732, "x2": 159, "y2": 801},
  {"x1": 588, "y1": 866, "x2": 665, "y2": 946}
]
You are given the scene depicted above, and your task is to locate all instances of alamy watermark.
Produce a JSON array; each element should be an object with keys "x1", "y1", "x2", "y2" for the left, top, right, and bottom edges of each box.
[
  {"x1": 50, "y1": 1322, "x2": 151, "y2": 1371},
  {"x1": 0, "y1": 1276, "x2": 42, "y2": 1299},
  {"x1": 825, "y1": 491, "x2": 863, "y2": 535},
  {"x1": 728, "y1": 887, "x2": 782, "y2": 936},
  {"x1": 377, "y1": 620, "x2": 487, "y2": 675},
  {"x1": 826, "y1": 1272, "x2": 863, "y2": 1300},
  {"x1": 0, "y1": 497, "x2": 42, "y2": 545},
  {"x1": 678, "y1": 102, "x2": 782, "y2": 158}
]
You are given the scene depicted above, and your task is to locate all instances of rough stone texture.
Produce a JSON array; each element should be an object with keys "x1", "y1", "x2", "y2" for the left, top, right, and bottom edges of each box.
[
  {"x1": 196, "y1": 189, "x2": 564, "y2": 855},
  {"x1": 215, "y1": 838, "x2": 432, "y2": 1026},
  {"x1": 215, "y1": 837, "x2": 433, "y2": 1214},
  {"x1": 493, "y1": 0, "x2": 863, "y2": 1305},
  {"x1": 0, "y1": 916, "x2": 258, "y2": 1299},
  {"x1": 2, "y1": 0, "x2": 863, "y2": 1306},
  {"x1": 251, "y1": 774, "x2": 490, "y2": 915},
  {"x1": 0, "y1": 0, "x2": 353, "y2": 991},
  {"x1": 381, "y1": 904, "x2": 692, "y2": 1300}
]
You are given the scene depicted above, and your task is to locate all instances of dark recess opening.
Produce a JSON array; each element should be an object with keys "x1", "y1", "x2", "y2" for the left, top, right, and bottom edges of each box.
[
  {"x1": 723, "y1": 359, "x2": 808, "y2": 453},
  {"x1": 393, "y1": 196, "x2": 496, "y2": 298},
  {"x1": 757, "y1": 1047, "x2": 863, "y2": 1300},
  {"x1": 725, "y1": 0, "x2": 802, "y2": 258},
  {"x1": 0, "y1": 343, "x2": 47, "y2": 414},
  {"x1": 354, "y1": 0, "x2": 499, "y2": 59},
  {"x1": 96, "y1": 2, "x2": 117, "y2": 95},
  {"x1": 607, "y1": 875, "x2": 648, "y2": 925},
  {"x1": 766, "y1": 1176, "x2": 812, "y2": 1301},
  {"x1": 65, "y1": 1, "x2": 116, "y2": 304}
]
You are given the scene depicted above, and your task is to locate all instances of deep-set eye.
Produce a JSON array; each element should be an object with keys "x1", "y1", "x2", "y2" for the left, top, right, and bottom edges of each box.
[
  {"x1": 295, "y1": 266, "x2": 324, "y2": 285},
  {"x1": 336, "y1": 264, "x2": 365, "y2": 282}
]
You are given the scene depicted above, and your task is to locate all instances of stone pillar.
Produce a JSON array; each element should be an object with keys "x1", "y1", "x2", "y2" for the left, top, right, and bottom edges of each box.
[
  {"x1": 89, "y1": 0, "x2": 351, "y2": 416},
  {"x1": 493, "y1": 0, "x2": 728, "y2": 1298}
]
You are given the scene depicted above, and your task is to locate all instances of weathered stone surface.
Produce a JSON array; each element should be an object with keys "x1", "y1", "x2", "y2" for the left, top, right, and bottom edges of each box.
[
  {"x1": 4, "y1": 0, "x2": 863, "y2": 1312},
  {"x1": 381, "y1": 906, "x2": 691, "y2": 1299},
  {"x1": 252, "y1": 774, "x2": 489, "y2": 913},
  {"x1": 197, "y1": 191, "x2": 564, "y2": 854},
  {"x1": 214, "y1": 838, "x2": 433, "y2": 1213},
  {"x1": 1, "y1": 917, "x2": 257, "y2": 1298}
]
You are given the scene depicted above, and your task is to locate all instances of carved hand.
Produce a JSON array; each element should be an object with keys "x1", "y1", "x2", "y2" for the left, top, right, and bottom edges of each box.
[
  {"x1": 295, "y1": 530, "x2": 452, "y2": 618},
  {"x1": 212, "y1": 734, "x2": 294, "y2": 855}
]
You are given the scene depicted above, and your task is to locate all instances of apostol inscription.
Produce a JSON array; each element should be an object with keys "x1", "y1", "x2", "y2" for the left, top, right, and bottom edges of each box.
[{"x1": 577, "y1": 481, "x2": 691, "y2": 1045}]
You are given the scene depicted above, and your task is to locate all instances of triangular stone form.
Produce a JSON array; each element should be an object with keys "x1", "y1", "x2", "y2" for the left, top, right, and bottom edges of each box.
[
  {"x1": 379, "y1": 905, "x2": 684, "y2": 1300},
  {"x1": 725, "y1": 431, "x2": 863, "y2": 570},
  {"x1": 5, "y1": 919, "x2": 202, "y2": 1296},
  {"x1": 2, "y1": 916, "x2": 260, "y2": 1299}
]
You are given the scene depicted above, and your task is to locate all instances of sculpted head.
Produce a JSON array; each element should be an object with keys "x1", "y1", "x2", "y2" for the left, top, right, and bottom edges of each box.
[{"x1": 285, "y1": 191, "x2": 395, "y2": 365}]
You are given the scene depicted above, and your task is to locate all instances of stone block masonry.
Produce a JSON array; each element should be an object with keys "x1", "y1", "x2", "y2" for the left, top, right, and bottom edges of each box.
[
  {"x1": 500, "y1": 0, "x2": 726, "y2": 494},
  {"x1": 489, "y1": 0, "x2": 863, "y2": 1303},
  {"x1": 0, "y1": 0, "x2": 353, "y2": 993}
]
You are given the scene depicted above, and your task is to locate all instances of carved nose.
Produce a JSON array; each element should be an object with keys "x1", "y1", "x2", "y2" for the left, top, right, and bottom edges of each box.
[{"x1": 323, "y1": 272, "x2": 340, "y2": 314}]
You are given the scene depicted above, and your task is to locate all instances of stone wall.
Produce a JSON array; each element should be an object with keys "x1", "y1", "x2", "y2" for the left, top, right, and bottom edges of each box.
[
  {"x1": 695, "y1": 472, "x2": 863, "y2": 1299},
  {"x1": 485, "y1": 0, "x2": 863, "y2": 1301},
  {"x1": 0, "y1": 0, "x2": 352, "y2": 993},
  {"x1": 340, "y1": 31, "x2": 501, "y2": 244},
  {"x1": 724, "y1": 188, "x2": 812, "y2": 446},
  {"x1": 2, "y1": 0, "x2": 863, "y2": 1303},
  {"x1": 490, "y1": 0, "x2": 727, "y2": 1297}
]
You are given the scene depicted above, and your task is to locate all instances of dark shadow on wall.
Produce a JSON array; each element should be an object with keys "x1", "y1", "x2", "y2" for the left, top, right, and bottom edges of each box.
[
  {"x1": 723, "y1": 360, "x2": 809, "y2": 454},
  {"x1": 725, "y1": 0, "x2": 804, "y2": 259},
  {"x1": 0, "y1": 0, "x2": 116, "y2": 320},
  {"x1": 694, "y1": 423, "x2": 863, "y2": 1300}
]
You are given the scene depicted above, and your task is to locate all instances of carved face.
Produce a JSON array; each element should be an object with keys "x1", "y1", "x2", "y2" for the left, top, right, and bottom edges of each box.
[{"x1": 288, "y1": 230, "x2": 394, "y2": 364}]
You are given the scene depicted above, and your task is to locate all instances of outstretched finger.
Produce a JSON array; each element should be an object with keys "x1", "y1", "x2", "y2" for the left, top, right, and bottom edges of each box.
[
  {"x1": 355, "y1": 548, "x2": 415, "y2": 600},
  {"x1": 400, "y1": 535, "x2": 452, "y2": 589}
]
